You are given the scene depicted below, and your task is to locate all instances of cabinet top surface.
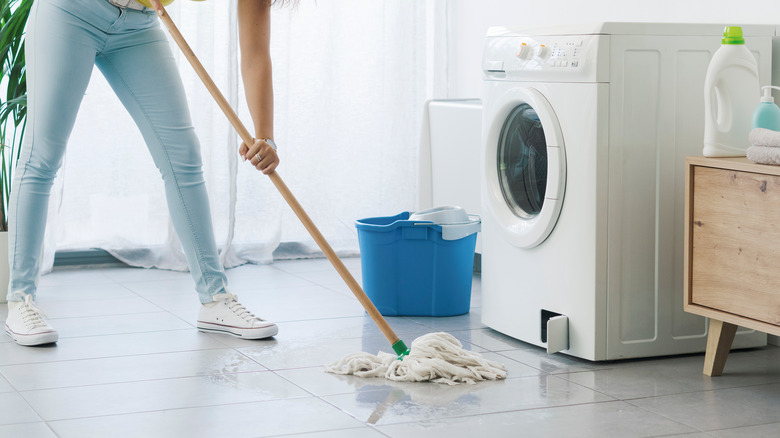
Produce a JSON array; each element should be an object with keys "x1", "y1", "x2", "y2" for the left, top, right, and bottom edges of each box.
[{"x1": 686, "y1": 156, "x2": 780, "y2": 176}]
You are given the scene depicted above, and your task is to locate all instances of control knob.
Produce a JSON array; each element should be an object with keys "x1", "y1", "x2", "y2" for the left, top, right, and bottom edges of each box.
[
  {"x1": 535, "y1": 44, "x2": 551, "y2": 60},
  {"x1": 516, "y1": 43, "x2": 533, "y2": 60}
]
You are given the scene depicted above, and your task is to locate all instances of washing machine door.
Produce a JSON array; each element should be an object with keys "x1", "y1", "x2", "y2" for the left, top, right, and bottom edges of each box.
[{"x1": 485, "y1": 87, "x2": 566, "y2": 248}]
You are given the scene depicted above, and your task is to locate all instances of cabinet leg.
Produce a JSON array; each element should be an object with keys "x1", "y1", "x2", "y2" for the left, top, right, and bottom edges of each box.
[{"x1": 703, "y1": 319, "x2": 738, "y2": 377}]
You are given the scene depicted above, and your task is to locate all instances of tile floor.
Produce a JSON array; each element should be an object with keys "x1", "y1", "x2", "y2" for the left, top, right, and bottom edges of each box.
[{"x1": 1, "y1": 258, "x2": 780, "y2": 437}]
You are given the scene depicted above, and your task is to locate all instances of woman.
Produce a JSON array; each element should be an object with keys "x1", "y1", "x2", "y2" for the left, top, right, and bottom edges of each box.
[{"x1": 4, "y1": 0, "x2": 281, "y2": 346}]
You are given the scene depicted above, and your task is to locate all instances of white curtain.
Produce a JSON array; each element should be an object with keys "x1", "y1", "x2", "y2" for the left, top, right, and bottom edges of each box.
[{"x1": 40, "y1": 0, "x2": 435, "y2": 273}]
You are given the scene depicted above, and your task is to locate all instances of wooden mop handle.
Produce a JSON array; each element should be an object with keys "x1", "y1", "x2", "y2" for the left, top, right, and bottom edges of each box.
[{"x1": 150, "y1": 2, "x2": 402, "y2": 348}]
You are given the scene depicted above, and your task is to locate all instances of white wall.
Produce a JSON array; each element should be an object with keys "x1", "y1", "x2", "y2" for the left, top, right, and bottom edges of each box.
[{"x1": 446, "y1": 0, "x2": 780, "y2": 97}]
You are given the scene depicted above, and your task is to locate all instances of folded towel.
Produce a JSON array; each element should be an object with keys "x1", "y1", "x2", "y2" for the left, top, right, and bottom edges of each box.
[
  {"x1": 747, "y1": 145, "x2": 780, "y2": 165},
  {"x1": 749, "y1": 128, "x2": 780, "y2": 148}
]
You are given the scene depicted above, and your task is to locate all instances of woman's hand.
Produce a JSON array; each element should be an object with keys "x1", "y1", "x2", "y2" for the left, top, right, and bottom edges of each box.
[{"x1": 241, "y1": 138, "x2": 279, "y2": 175}]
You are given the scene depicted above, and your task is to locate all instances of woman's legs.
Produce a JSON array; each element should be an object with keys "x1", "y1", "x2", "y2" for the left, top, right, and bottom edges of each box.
[
  {"x1": 94, "y1": 22, "x2": 228, "y2": 304},
  {"x1": 9, "y1": 0, "x2": 227, "y2": 304},
  {"x1": 6, "y1": 0, "x2": 102, "y2": 301},
  {"x1": 7, "y1": 0, "x2": 274, "y2": 341}
]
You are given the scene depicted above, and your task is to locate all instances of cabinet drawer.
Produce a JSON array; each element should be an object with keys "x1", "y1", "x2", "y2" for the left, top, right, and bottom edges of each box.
[{"x1": 689, "y1": 165, "x2": 780, "y2": 325}]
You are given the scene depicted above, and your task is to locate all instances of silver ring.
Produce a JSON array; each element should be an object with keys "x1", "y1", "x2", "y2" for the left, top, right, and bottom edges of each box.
[{"x1": 255, "y1": 153, "x2": 262, "y2": 162}]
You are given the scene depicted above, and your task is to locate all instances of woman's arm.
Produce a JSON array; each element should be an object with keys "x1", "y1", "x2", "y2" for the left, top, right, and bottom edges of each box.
[{"x1": 237, "y1": 0, "x2": 278, "y2": 174}]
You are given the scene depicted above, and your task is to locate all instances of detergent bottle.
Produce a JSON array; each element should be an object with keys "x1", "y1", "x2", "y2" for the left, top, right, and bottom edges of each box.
[
  {"x1": 703, "y1": 26, "x2": 760, "y2": 157},
  {"x1": 751, "y1": 86, "x2": 780, "y2": 131}
]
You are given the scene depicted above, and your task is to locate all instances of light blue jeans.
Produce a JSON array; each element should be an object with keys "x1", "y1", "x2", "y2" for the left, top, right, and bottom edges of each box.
[{"x1": 7, "y1": 0, "x2": 227, "y2": 304}]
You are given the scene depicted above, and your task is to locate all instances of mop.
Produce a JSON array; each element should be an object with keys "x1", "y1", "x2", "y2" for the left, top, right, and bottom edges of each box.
[{"x1": 147, "y1": 0, "x2": 507, "y2": 385}]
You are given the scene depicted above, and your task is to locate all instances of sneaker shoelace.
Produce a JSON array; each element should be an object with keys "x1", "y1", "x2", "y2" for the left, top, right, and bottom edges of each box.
[
  {"x1": 13, "y1": 293, "x2": 50, "y2": 329},
  {"x1": 215, "y1": 293, "x2": 266, "y2": 323}
]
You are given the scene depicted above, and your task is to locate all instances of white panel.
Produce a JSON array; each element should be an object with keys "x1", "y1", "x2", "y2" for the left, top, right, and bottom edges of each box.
[
  {"x1": 429, "y1": 99, "x2": 483, "y2": 252},
  {"x1": 611, "y1": 47, "x2": 660, "y2": 344},
  {"x1": 672, "y1": 48, "x2": 712, "y2": 340},
  {"x1": 429, "y1": 100, "x2": 483, "y2": 214},
  {"x1": 546, "y1": 315, "x2": 570, "y2": 354}
]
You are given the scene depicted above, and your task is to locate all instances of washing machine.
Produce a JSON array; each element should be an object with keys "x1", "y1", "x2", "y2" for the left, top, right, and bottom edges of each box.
[{"x1": 481, "y1": 22, "x2": 774, "y2": 361}]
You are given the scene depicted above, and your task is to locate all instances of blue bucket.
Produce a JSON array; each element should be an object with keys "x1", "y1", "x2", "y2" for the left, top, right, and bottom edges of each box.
[{"x1": 356, "y1": 208, "x2": 480, "y2": 316}]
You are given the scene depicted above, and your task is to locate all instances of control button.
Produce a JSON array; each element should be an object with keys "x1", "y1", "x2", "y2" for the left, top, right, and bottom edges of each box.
[
  {"x1": 561, "y1": 60, "x2": 569, "y2": 67},
  {"x1": 571, "y1": 61, "x2": 579, "y2": 68},
  {"x1": 486, "y1": 60, "x2": 504, "y2": 71}
]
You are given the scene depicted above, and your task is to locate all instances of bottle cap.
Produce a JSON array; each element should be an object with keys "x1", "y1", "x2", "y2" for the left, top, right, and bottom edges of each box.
[
  {"x1": 761, "y1": 86, "x2": 774, "y2": 103},
  {"x1": 760, "y1": 86, "x2": 780, "y2": 103},
  {"x1": 722, "y1": 26, "x2": 745, "y2": 45}
]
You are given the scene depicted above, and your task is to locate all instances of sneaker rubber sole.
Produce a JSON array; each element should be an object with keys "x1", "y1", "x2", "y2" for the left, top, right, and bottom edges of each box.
[
  {"x1": 4, "y1": 324, "x2": 59, "y2": 346},
  {"x1": 196, "y1": 321, "x2": 278, "y2": 339}
]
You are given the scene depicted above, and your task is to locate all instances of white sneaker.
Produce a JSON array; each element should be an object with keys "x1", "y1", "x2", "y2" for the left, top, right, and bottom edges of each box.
[
  {"x1": 5, "y1": 293, "x2": 59, "y2": 346},
  {"x1": 197, "y1": 292, "x2": 278, "y2": 339}
]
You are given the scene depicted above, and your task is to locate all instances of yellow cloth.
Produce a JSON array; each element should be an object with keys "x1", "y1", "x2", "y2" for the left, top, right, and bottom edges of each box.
[
  {"x1": 135, "y1": 0, "x2": 175, "y2": 6},
  {"x1": 136, "y1": 0, "x2": 206, "y2": 7}
]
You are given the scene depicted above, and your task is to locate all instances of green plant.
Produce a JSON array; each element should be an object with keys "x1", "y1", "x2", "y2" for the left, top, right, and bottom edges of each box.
[{"x1": 0, "y1": 0, "x2": 31, "y2": 232}]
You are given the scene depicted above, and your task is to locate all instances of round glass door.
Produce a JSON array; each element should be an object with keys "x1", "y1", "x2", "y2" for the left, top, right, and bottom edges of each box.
[{"x1": 497, "y1": 103, "x2": 548, "y2": 218}]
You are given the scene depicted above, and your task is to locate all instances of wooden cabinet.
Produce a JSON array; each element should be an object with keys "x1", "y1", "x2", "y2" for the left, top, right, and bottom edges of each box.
[{"x1": 684, "y1": 156, "x2": 780, "y2": 376}]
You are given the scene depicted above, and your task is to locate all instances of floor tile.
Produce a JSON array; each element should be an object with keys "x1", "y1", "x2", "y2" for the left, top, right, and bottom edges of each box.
[
  {"x1": 238, "y1": 336, "x2": 395, "y2": 370},
  {"x1": 40, "y1": 297, "x2": 163, "y2": 319},
  {"x1": 450, "y1": 327, "x2": 535, "y2": 352},
  {"x1": 273, "y1": 257, "x2": 361, "y2": 275},
  {"x1": 710, "y1": 422, "x2": 780, "y2": 437},
  {"x1": 496, "y1": 347, "x2": 614, "y2": 375},
  {"x1": 630, "y1": 383, "x2": 780, "y2": 431},
  {"x1": 208, "y1": 316, "x2": 431, "y2": 349},
  {"x1": 223, "y1": 264, "x2": 318, "y2": 291},
  {"x1": 323, "y1": 374, "x2": 615, "y2": 425},
  {"x1": 142, "y1": 293, "x2": 200, "y2": 313},
  {"x1": 403, "y1": 309, "x2": 488, "y2": 332},
  {"x1": 289, "y1": 268, "x2": 363, "y2": 289},
  {"x1": 480, "y1": 352, "x2": 541, "y2": 379},
  {"x1": 37, "y1": 267, "x2": 115, "y2": 287},
  {"x1": 52, "y1": 312, "x2": 192, "y2": 338},
  {"x1": 0, "y1": 392, "x2": 42, "y2": 425},
  {"x1": 276, "y1": 367, "x2": 398, "y2": 397},
  {"x1": 22, "y1": 371, "x2": 310, "y2": 421},
  {"x1": 643, "y1": 434, "x2": 713, "y2": 438},
  {"x1": 322, "y1": 281, "x2": 373, "y2": 299},
  {"x1": 100, "y1": 266, "x2": 190, "y2": 283},
  {"x1": 0, "y1": 422, "x2": 57, "y2": 438},
  {"x1": 245, "y1": 286, "x2": 367, "y2": 322},
  {"x1": 0, "y1": 330, "x2": 226, "y2": 366},
  {"x1": 0, "y1": 375, "x2": 13, "y2": 393},
  {"x1": 1, "y1": 349, "x2": 266, "y2": 391},
  {"x1": 376, "y1": 401, "x2": 696, "y2": 438},
  {"x1": 118, "y1": 277, "x2": 198, "y2": 297},
  {"x1": 268, "y1": 427, "x2": 387, "y2": 438},
  {"x1": 34, "y1": 282, "x2": 138, "y2": 302},
  {"x1": 561, "y1": 351, "x2": 780, "y2": 400},
  {"x1": 48, "y1": 398, "x2": 365, "y2": 438}
]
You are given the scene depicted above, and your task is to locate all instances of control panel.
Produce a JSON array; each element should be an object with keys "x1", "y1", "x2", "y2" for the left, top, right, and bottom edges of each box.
[
  {"x1": 482, "y1": 34, "x2": 606, "y2": 82},
  {"x1": 511, "y1": 37, "x2": 586, "y2": 70}
]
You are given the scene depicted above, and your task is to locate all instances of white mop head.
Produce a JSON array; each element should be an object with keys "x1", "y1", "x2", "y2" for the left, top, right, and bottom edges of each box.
[{"x1": 325, "y1": 332, "x2": 507, "y2": 385}]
